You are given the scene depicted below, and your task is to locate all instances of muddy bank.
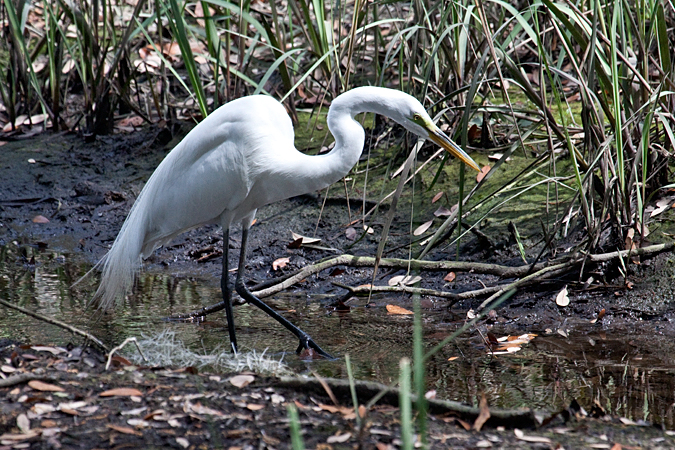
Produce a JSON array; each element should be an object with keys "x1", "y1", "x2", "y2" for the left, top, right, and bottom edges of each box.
[{"x1": 3, "y1": 127, "x2": 675, "y2": 447}]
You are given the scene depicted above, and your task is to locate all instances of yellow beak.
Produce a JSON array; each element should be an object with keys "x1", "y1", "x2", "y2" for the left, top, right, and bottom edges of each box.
[{"x1": 426, "y1": 125, "x2": 481, "y2": 172}]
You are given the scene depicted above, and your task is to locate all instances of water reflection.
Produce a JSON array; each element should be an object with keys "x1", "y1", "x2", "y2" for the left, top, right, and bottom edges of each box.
[{"x1": 2, "y1": 243, "x2": 675, "y2": 427}]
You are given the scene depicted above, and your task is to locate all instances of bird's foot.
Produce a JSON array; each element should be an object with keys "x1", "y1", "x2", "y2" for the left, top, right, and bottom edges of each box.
[{"x1": 295, "y1": 333, "x2": 334, "y2": 360}]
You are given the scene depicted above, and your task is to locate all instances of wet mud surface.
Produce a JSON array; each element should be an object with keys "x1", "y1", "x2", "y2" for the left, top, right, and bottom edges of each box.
[{"x1": 3, "y1": 127, "x2": 675, "y2": 447}]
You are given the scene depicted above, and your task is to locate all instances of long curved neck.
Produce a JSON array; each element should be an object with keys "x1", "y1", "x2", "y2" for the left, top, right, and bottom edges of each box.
[{"x1": 296, "y1": 87, "x2": 404, "y2": 192}]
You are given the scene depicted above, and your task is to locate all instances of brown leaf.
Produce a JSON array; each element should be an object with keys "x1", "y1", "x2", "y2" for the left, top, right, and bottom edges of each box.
[
  {"x1": 443, "y1": 272, "x2": 456, "y2": 282},
  {"x1": 28, "y1": 380, "x2": 65, "y2": 392},
  {"x1": 434, "y1": 206, "x2": 452, "y2": 217},
  {"x1": 287, "y1": 238, "x2": 303, "y2": 249},
  {"x1": 32, "y1": 215, "x2": 50, "y2": 224},
  {"x1": 468, "y1": 124, "x2": 481, "y2": 143},
  {"x1": 272, "y1": 257, "x2": 290, "y2": 270},
  {"x1": 318, "y1": 404, "x2": 352, "y2": 415},
  {"x1": 385, "y1": 304, "x2": 413, "y2": 315},
  {"x1": 431, "y1": 191, "x2": 444, "y2": 203},
  {"x1": 358, "y1": 404, "x2": 366, "y2": 418},
  {"x1": 186, "y1": 402, "x2": 225, "y2": 416},
  {"x1": 246, "y1": 404, "x2": 265, "y2": 411},
  {"x1": 476, "y1": 165, "x2": 491, "y2": 183},
  {"x1": 108, "y1": 424, "x2": 143, "y2": 436},
  {"x1": 473, "y1": 394, "x2": 490, "y2": 431},
  {"x1": 100, "y1": 388, "x2": 143, "y2": 397},
  {"x1": 455, "y1": 418, "x2": 472, "y2": 430}
]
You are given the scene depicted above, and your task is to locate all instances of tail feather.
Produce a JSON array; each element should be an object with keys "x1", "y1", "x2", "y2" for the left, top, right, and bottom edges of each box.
[{"x1": 92, "y1": 199, "x2": 149, "y2": 310}]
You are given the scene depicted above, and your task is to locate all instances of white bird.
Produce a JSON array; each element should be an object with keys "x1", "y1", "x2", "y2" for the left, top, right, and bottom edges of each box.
[{"x1": 94, "y1": 86, "x2": 481, "y2": 358}]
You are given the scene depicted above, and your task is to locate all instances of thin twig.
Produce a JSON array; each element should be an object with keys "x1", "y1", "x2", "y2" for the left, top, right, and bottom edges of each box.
[{"x1": 105, "y1": 337, "x2": 148, "y2": 370}]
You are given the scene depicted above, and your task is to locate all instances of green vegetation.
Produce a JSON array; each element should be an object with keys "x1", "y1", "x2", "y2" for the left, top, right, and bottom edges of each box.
[{"x1": 1, "y1": 0, "x2": 674, "y2": 441}]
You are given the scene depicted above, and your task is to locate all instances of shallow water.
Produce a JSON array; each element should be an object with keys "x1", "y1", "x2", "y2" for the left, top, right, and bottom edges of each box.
[{"x1": 2, "y1": 244, "x2": 675, "y2": 428}]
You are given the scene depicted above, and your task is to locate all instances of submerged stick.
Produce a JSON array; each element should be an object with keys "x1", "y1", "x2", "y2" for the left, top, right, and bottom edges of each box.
[{"x1": 0, "y1": 298, "x2": 109, "y2": 352}]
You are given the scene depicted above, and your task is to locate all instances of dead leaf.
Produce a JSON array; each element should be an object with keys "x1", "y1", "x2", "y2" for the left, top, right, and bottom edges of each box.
[
  {"x1": 0, "y1": 431, "x2": 40, "y2": 441},
  {"x1": 476, "y1": 166, "x2": 491, "y2": 183},
  {"x1": 28, "y1": 380, "x2": 65, "y2": 392},
  {"x1": 318, "y1": 404, "x2": 352, "y2": 415},
  {"x1": 473, "y1": 394, "x2": 490, "y2": 431},
  {"x1": 100, "y1": 388, "x2": 143, "y2": 397},
  {"x1": 358, "y1": 404, "x2": 366, "y2": 418},
  {"x1": 556, "y1": 285, "x2": 570, "y2": 307},
  {"x1": 464, "y1": 124, "x2": 479, "y2": 144},
  {"x1": 32, "y1": 215, "x2": 50, "y2": 223},
  {"x1": 345, "y1": 227, "x2": 357, "y2": 240},
  {"x1": 388, "y1": 275, "x2": 421, "y2": 286},
  {"x1": 413, "y1": 220, "x2": 434, "y2": 236},
  {"x1": 513, "y1": 429, "x2": 551, "y2": 443},
  {"x1": 443, "y1": 272, "x2": 456, "y2": 282},
  {"x1": 30, "y1": 346, "x2": 64, "y2": 355},
  {"x1": 185, "y1": 401, "x2": 225, "y2": 416},
  {"x1": 229, "y1": 374, "x2": 255, "y2": 388},
  {"x1": 386, "y1": 304, "x2": 413, "y2": 315},
  {"x1": 432, "y1": 191, "x2": 444, "y2": 203},
  {"x1": 272, "y1": 257, "x2": 290, "y2": 270},
  {"x1": 448, "y1": 356, "x2": 459, "y2": 361},
  {"x1": 108, "y1": 424, "x2": 143, "y2": 436},
  {"x1": 16, "y1": 414, "x2": 30, "y2": 434},
  {"x1": 650, "y1": 198, "x2": 671, "y2": 217},
  {"x1": 246, "y1": 404, "x2": 265, "y2": 411},
  {"x1": 290, "y1": 231, "x2": 321, "y2": 245},
  {"x1": 327, "y1": 432, "x2": 351, "y2": 443},
  {"x1": 434, "y1": 206, "x2": 453, "y2": 217}
]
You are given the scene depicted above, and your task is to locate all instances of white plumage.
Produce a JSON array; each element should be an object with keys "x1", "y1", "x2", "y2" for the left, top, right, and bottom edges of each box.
[{"x1": 93, "y1": 86, "x2": 480, "y2": 356}]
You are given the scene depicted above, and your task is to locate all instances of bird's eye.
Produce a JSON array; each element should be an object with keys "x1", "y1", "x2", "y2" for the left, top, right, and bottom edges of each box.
[{"x1": 411, "y1": 113, "x2": 426, "y2": 127}]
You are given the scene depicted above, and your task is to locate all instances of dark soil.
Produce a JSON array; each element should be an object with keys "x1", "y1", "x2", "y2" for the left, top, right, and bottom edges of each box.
[
  {"x1": 1, "y1": 342, "x2": 672, "y2": 450},
  {"x1": 2, "y1": 126, "x2": 675, "y2": 448}
]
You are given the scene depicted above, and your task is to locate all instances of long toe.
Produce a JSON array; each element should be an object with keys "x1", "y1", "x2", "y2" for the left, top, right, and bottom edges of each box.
[{"x1": 297, "y1": 335, "x2": 334, "y2": 360}]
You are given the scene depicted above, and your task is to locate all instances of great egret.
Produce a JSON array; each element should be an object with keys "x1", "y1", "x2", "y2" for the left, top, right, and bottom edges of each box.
[{"x1": 93, "y1": 86, "x2": 480, "y2": 358}]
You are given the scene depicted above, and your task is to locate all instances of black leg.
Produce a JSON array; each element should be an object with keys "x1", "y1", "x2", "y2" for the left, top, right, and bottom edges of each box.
[
  {"x1": 222, "y1": 228, "x2": 238, "y2": 353},
  {"x1": 234, "y1": 226, "x2": 333, "y2": 359}
]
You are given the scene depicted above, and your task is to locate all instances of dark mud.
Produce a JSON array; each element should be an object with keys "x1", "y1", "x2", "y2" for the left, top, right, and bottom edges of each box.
[{"x1": 3, "y1": 127, "x2": 675, "y2": 448}]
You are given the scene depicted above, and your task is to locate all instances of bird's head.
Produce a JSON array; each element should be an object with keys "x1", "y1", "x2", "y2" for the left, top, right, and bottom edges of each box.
[{"x1": 401, "y1": 105, "x2": 481, "y2": 173}]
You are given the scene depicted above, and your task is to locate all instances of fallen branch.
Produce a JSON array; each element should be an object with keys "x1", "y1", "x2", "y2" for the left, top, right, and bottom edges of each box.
[
  {"x1": 0, "y1": 372, "x2": 44, "y2": 388},
  {"x1": 0, "y1": 298, "x2": 109, "y2": 352},
  {"x1": 276, "y1": 376, "x2": 538, "y2": 428},
  {"x1": 171, "y1": 242, "x2": 675, "y2": 319}
]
